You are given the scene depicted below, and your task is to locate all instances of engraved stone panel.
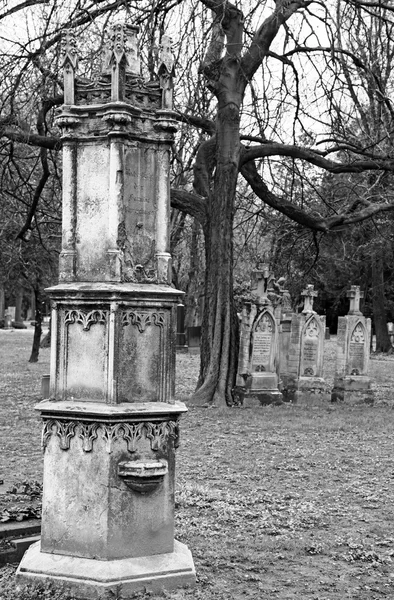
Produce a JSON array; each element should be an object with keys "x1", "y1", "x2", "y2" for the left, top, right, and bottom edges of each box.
[
  {"x1": 300, "y1": 316, "x2": 321, "y2": 377},
  {"x1": 65, "y1": 313, "x2": 108, "y2": 401},
  {"x1": 348, "y1": 322, "x2": 366, "y2": 375},
  {"x1": 122, "y1": 148, "x2": 157, "y2": 281},
  {"x1": 118, "y1": 310, "x2": 165, "y2": 402},
  {"x1": 75, "y1": 145, "x2": 110, "y2": 279},
  {"x1": 251, "y1": 312, "x2": 275, "y2": 372}
]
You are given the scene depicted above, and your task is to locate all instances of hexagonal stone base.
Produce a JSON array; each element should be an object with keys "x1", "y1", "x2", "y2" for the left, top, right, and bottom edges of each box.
[{"x1": 17, "y1": 540, "x2": 196, "y2": 598}]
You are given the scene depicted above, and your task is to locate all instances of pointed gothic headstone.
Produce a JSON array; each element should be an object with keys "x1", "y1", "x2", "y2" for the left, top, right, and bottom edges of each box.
[{"x1": 332, "y1": 285, "x2": 373, "y2": 404}]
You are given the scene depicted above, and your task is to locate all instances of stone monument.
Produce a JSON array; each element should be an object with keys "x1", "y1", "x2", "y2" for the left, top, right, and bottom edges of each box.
[
  {"x1": 331, "y1": 285, "x2": 373, "y2": 404},
  {"x1": 234, "y1": 266, "x2": 282, "y2": 406},
  {"x1": 280, "y1": 285, "x2": 329, "y2": 403},
  {"x1": 17, "y1": 25, "x2": 195, "y2": 597}
]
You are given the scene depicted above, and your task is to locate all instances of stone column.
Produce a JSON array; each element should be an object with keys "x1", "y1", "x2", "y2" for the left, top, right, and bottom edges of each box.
[
  {"x1": 331, "y1": 285, "x2": 373, "y2": 404},
  {"x1": 17, "y1": 26, "x2": 195, "y2": 597}
]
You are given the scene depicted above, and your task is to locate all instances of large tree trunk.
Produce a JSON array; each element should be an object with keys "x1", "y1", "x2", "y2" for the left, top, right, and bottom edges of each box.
[
  {"x1": 29, "y1": 285, "x2": 42, "y2": 363},
  {"x1": 371, "y1": 251, "x2": 391, "y2": 352},
  {"x1": 192, "y1": 98, "x2": 241, "y2": 406}
]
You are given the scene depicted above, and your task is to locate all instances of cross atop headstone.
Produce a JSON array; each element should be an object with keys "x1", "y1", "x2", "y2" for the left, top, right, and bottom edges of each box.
[
  {"x1": 251, "y1": 264, "x2": 271, "y2": 304},
  {"x1": 301, "y1": 284, "x2": 318, "y2": 314},
  {"x1": 347, "y1": 285, "x2": 364, "y2": 315}
]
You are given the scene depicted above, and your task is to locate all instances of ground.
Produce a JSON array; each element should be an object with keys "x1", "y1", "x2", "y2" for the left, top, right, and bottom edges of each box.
[{"x1": 1, "y1": 327, "x2": 394, "y2": 599}]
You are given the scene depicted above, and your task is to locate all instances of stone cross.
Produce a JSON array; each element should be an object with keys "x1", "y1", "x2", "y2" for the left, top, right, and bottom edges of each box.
[
  {"x1": 251, "y1": 264, "x2": 271, "y2": 303},
  {"x1": 347, "y1": 285, "x2": 364, "y2": 315},
  {"x1": 301, "y1": 284, "x2": 318, "y2": 314}
]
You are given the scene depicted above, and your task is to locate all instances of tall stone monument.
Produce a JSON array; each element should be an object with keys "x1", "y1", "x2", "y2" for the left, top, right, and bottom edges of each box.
[
  {"x1": 331, "y1": 285, "x2": 373, "y2": 403},
  {"x1": 17, "y1": 25, "x2": 195, "y2": 596},
  {"x1": 280, "y1": 285, "x2": 329, "y2": 403},
  {"x1": 234, "y1": 266, "x2": 282, "y2": 406}
]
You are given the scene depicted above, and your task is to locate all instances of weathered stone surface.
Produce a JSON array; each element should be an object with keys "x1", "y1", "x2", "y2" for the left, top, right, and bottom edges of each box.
[
  {"x1": 279, "y1": 307, "x2": 327, "y2": 404},
  {"x1": 17, "y1": 540, "x2": 196, "y2": 597},
  {"x1": 236, "y1": 274, "x2": 282, "y2": 407},
  {"x1": 332, "y1": 287, "x2": 373, "y2": 403},
  {"x1": 18, "y1": 26, "x2": 195, "y2": 597}
]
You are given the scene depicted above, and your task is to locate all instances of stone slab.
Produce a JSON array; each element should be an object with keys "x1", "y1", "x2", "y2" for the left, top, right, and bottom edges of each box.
[
  {"x1": 36, "y1": 400, "x2": 187, "y2": 419},
  {"x1": 242, "y1": 390, "x2": 283, "y2": 407},
  {"x1": 0, "y1": 520, "x2": 41, "y2": 540},
  {"x1": 17, "y1": 540, "x2": 196, "y2": 598}
]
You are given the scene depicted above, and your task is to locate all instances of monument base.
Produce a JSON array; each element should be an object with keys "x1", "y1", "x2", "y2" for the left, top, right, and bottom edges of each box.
[
  {"x1": 331, "y1": 376, "x2": 374, "y2": 404},
  {"x1": 294, "y1": 377, "x2": 330, "y2": 405},
  {"x1": 233, "y1": 386, "x2": 283, "y2": 407},
  {"x1": 17, "y1": 540, "x2": 196, "y2": 598}
]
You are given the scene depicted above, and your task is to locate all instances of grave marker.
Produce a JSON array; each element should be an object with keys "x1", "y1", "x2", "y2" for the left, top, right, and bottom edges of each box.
[
  {"x1": 332, "y1": 285, "x2": 373, "y2": 404},
  {"x1": 17, "y1": 25, "x2": 195, "y2": 597},
  {"x1": 279, "y1": 285, "x2": 329, "y2": 404},
  {"x1": 234, "y1": 267, "x2": 282, "y2": 406}
]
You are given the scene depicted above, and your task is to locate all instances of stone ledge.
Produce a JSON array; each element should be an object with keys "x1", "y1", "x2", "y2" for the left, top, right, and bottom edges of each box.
[
  {"x1": 35, "y1": 400, "x2": 188, "y2": 420},
  {"x1": 46, "y1": 282, "x2": 183, "y2": 299},
  {"x1": 17, "y1": 540, "x2": 196, "y2": 598}
]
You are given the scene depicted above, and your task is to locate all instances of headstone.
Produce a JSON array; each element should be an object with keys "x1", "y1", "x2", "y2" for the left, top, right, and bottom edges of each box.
[
  {"x1": 279, "y1": 285, "x2": 329, "y2": 404},
  {"x1": 0, "y1": 282, "x2": 5, "y2": 327},
  {"x1": 176, "y1": 304, "x2": 188, "y2": 352},
  {"x1": 17, "y1": 26, "x2": 195, "y2": 597},
  {"x1": 7, "y1": 306, "x2": 16, "y2": 321},
  {"x1": 233, "y1": 267, "x2": 282, "y2": 406},
  {"x1": 187, "y1": 326, "x2": 201, "y2": 354},
  {"x1": 331, "y1": 286, "x2": 373, "y2": 404}
]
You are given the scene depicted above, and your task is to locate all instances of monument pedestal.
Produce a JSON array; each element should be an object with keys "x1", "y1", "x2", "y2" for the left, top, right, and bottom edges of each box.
[
  {"x1": 18, "y1": 540, "x2": 195, "y2": 598},
  {"x1": 294, "y1": 377, "x2": 330, "y2": 405},
  {"x1": 331, "y1": 376, "x2": 374, "y2": 404}
]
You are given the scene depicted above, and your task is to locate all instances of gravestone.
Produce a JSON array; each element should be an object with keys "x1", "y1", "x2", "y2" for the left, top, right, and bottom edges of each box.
[
  {"x1": 331, "y1": 286, "x2": 373, "y2": 404},
  {"x1": 234, "y1": 266, "x2": 282, "y2": 406},
  {"x1": 0, "y1": 283, "x2": 5, "y2": 327},
  {"x1": 187, "y1": 326, "x2": 201, "y2": 354},
  {"x1": 17, "y1": 25, "x2": 195, "y2": 597},
  {"x1": 280, "y1": 285, "x2": 329, "y2": 403},
  {"x1": 7, "y1": 306, "x2": 16, "y2": 321},
  {"x1": 176, "y1": 304, "x2": 188, "y2": 352}
]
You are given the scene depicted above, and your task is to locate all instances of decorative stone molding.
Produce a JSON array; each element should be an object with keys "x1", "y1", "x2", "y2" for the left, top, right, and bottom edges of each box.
[
  {"x1": 304, "y1": 316, "x2": 320, "y2": 338},
  {"x1": 254, "y1": 311, "x2": 274, "y2": 333},
  {"x1": 122, "y1": 310, "x2": 165, "y2": 332},
  {"x1": 42, "y1": 419, "x2": 179, "y2": 453},
  {"x1": 351, "y1": 322, "x2": 365, "y2": 343},
  {"x1": 64, "y1": 309, "x2": 107, "y2": 330}
]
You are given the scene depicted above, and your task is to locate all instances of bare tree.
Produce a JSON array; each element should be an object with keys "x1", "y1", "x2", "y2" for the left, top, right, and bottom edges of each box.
[{"x1": 2, "y1": 1, "x2": 394, "y2": 398}]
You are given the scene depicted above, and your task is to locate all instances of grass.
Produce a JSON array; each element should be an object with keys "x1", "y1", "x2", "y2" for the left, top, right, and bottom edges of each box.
[{"x1": 1, "y1": 327, "x2": 394, "y2": 599}]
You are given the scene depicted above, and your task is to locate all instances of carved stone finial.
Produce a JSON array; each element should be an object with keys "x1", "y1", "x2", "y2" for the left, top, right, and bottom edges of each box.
[
  {"x1": 61, "y1": 30, "x2": 78, "y2": 105},
  {"x1": 158, "y1": 35, "x2": 175, "y2": 109},
  {"x1": 347, "y1": 285, "x2": 364, "y2": 315},
  {"x1": 301, "y1": 284, "x2": 318, "y2": 314},
  {"x1": 103, "y1": 23, "x2": 140, "y2": 101}
]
